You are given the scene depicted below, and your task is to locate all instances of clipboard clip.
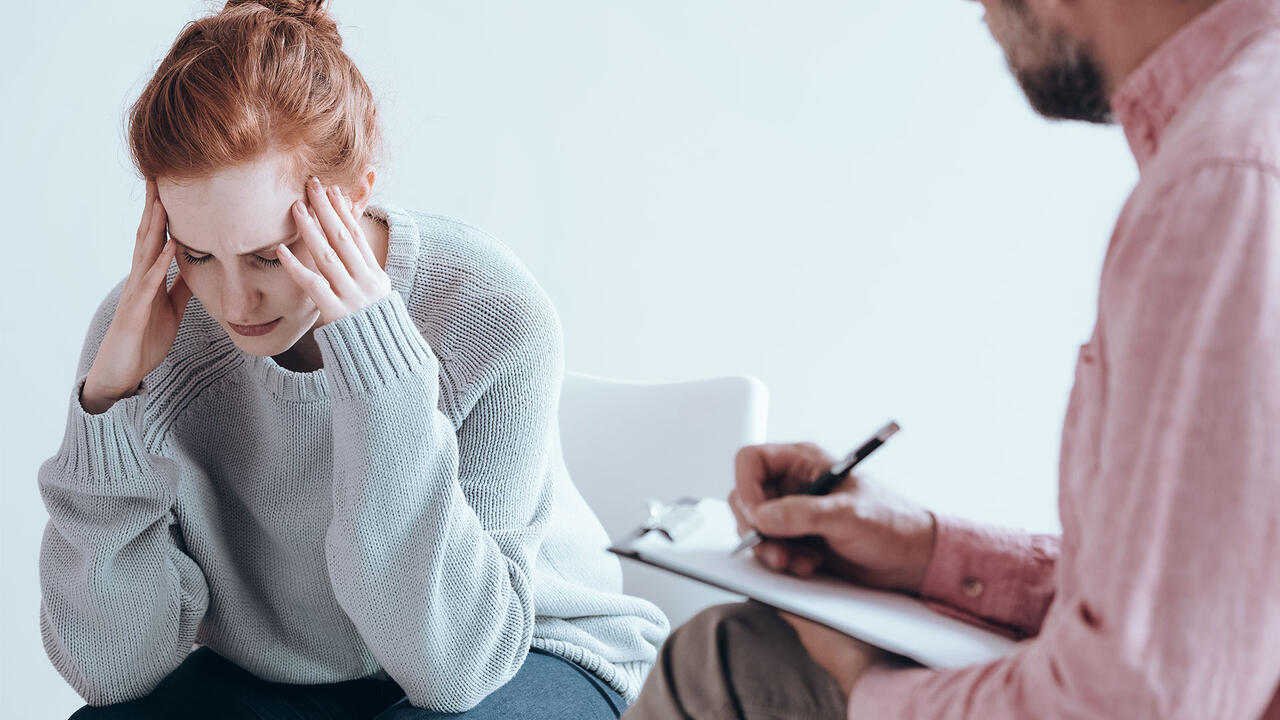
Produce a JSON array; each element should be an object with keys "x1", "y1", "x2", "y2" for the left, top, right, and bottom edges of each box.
[{"x1": 639, "y1": 497, "x2": 704, "y2": 543}]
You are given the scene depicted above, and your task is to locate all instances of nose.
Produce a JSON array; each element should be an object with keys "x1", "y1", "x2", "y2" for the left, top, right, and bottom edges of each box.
[{"x1": 221, "y1": 271, "x2": 264, "y2": 323}]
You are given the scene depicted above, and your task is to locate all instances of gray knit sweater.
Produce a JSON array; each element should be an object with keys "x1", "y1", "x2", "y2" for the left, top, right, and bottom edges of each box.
[{"x1": 38, "y1": 204, "x2": 669, "y2": 711}]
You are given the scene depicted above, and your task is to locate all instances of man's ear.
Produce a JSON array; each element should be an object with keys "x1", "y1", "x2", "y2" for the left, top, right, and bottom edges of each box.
[{"x1": 347, "y1": 166, "x2": 377, "y2": 215}]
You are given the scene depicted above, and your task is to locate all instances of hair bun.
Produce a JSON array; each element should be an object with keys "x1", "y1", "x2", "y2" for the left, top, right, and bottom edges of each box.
[{"x1": 223, "y1": 0, "x2": 340, "y2": 43}]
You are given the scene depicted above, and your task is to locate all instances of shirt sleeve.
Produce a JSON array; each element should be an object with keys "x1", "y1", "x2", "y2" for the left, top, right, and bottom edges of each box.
[
  {"x1": 38, "y1": 281, "x2": 209, "y2": 706},
  {"x1": 847, "y1": 164, "x2": 1280, "y2": 719},
  {"x1": 916, "y1": 512, "x2": 1059, "y2": 640},
  {"x1": 316, "y1": 289, "x2": 561, "y2": 712}
]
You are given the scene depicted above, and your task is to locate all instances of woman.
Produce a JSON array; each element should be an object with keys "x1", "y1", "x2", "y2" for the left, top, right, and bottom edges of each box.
[{"x1": 37, "y1": 1, "x2": 667, "y2": 717}]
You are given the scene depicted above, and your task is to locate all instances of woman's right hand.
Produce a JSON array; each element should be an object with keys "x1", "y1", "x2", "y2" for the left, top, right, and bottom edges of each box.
[{"x1": 81, "y1": 179, "x2": 193, "y2": 414}]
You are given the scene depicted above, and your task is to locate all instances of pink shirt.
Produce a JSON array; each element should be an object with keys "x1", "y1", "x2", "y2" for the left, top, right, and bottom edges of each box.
[{"x1": 848, "y1": 0, "x2": 1280, "y2": 717}]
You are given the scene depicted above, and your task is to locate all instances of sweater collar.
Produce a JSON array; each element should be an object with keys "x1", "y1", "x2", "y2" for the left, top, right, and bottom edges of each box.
[{"x1": 1110, "y1": 0, "x2": 1280, "y2": 170}]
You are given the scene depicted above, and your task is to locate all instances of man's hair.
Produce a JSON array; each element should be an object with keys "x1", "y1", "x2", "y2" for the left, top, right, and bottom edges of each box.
[{"x1": 127, "y1": 0, "x2": 383, "y2": 188}]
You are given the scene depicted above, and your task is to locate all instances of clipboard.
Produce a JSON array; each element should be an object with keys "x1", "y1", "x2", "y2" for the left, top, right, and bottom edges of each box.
[{"x1": 609, "y1": 497, "x2": 1021, "y2": 669}]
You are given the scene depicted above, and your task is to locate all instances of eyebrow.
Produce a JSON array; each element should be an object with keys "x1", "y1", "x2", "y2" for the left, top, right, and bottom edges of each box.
[{"x1": 170, "y1": 235, "x2": 297, "y2": 257}]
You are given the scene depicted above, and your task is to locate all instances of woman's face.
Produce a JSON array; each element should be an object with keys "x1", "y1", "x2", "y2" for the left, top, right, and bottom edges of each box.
[{"x1": 158, "y1": 151, "x2": 324, "y2": 357}]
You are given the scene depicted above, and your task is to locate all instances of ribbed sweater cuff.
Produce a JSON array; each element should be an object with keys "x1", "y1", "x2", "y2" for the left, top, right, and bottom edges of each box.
[
  {"x1": 48, "y1": 377, "x2": 156, "y2": 491},
  {"x1": 313, "y1": 292, "x2": 435, "y2": 400},
  {"x1": 529, "y1": 636, "x2": 654, "y2": 705}
]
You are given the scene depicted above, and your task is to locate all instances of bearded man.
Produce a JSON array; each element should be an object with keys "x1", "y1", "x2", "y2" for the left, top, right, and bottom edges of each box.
[{"x1": 624, "y1": 0, "x2": 1280, "y2": 717}]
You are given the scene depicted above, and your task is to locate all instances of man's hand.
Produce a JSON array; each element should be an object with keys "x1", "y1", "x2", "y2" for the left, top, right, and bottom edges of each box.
[
  {"x1": 779, "y1": 612, "x2": 888, "y2": 698},
  {"x1": 729, "y1": 442, "x2": 938, "y2": 595}
]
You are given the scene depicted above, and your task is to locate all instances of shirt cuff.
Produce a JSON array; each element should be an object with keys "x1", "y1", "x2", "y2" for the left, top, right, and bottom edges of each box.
[
  {"x1": 917, "y1": 511, "x2": 1057, "y2": 638},
  {"x1": 313, "y1": 292, "x2": 436, "y2": 399}
]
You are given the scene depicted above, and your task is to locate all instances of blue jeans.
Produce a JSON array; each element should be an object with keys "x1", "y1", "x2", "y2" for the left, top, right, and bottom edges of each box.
[{"x1": 69, "y1": 647, "x2": 627, "y2": 719}]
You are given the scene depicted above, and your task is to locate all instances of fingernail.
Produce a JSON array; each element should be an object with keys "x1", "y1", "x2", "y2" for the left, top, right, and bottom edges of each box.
[{"x1": 310, "y1": 176, "x2": 321, "y2": 189}]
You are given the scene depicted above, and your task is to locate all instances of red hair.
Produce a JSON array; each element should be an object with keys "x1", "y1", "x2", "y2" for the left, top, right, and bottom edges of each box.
[{"x1": 127, "y1": 0, "x2": 382, "y2": 191}]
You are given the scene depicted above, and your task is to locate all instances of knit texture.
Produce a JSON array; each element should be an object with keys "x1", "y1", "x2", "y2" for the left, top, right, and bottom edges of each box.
[{"x1": 38, "y1": 204, "x2": 669, "y2": 711}]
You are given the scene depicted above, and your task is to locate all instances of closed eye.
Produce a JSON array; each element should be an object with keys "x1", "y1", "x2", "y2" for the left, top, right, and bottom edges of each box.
[{"x1": 179, "y1": 251, "x2": 282, "y2": 268}]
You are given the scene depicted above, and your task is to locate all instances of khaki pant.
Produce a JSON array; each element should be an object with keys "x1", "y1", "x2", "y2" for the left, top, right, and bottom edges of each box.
[{"x1": 624, "y1": 602, "x2": 847, "y2": 720}]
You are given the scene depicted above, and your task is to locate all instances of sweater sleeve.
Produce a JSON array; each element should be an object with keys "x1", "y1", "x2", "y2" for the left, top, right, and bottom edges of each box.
[
  {"x1": 916, "y1": 512, "x2": 1060, "y2": 640},
  {"x1": 315, "y1": 289, "x2": 561, "y2": 712},
  {"x1": 38, "y1": 282, "x2": 210, "y2": 706},
  {"x1": 846, "y1": 164, "x2": 1280, "y2": 719}
]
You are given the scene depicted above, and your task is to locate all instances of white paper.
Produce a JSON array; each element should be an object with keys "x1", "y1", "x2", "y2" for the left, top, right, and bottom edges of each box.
[{"x1": 616, "y1": 498, "x2": 1021, "y2": 669}]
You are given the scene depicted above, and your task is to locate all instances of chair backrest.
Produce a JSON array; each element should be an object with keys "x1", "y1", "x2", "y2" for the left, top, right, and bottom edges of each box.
[{"x1": 559, "y1": 372, "x2": 769, "y2": 627}]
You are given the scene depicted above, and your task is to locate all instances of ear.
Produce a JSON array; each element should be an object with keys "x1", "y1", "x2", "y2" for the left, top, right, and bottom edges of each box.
[{"x1": 346, "y1": 166, "x2": 377, "y2": 215}]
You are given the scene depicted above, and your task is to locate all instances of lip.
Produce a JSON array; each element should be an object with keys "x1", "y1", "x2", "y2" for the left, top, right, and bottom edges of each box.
[{"x1": 227, "y1": 317, "x2": 282, "y2": 337}]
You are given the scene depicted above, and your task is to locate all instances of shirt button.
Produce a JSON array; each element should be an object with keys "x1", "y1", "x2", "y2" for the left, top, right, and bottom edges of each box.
[{"x1": 961, "y1": 577, "x2": 985, "y2": 598}]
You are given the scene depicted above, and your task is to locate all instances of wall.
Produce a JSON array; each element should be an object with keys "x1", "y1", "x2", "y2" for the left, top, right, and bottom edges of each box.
[{"x1": 0, "y1": 1, "x2": 1136, "y2": 715}]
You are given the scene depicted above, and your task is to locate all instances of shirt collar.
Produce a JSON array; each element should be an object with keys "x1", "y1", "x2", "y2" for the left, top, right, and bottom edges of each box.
[{"x1": 1110, "y1": 0, "x2": 1280, "y2": 169}]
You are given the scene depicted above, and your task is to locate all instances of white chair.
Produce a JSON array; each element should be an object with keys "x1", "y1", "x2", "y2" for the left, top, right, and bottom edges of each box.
[{"x1": 559, "y1": 372, "x2": 769, "y2": 628}]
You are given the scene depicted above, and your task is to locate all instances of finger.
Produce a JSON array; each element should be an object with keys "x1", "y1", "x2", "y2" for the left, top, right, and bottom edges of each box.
[
  {"x1": 278, "y1": 242, "x2": 345, "y2": 320},
  {"x1": 734, "y1": 443, "x2": 825, "y2": 509},
  {"x1": 326, "y1": 186, "x2": 375, "y2": 274},
  {"x1": 753, "y1": 494, "x2": 853, "y2": 539},
  {"x1": 133, "y1": 198, "x2": 163, "y2": 272},
  {"x1": 734, "y1": 445, "x2": 773, "y2": 509},
  {"x1": 753, "y1": 540, "x2": 791, "y2": 571},
  {"x1": 168, "y1": 272, "x2": 194, "y2": 321},
  {"x1": 784, "y1": 546, "x2": 827, "y2": 578},
  {"x1": 307, "y1": 179, "x2": 367, "y2": 276},
  {"x1": 343, "y1": 190, "x2": 380, "y2": 268},
  {"x1": 752, "y1": 535, "x2": 826, "y2": 576},
  {"x1": 147, "y1": 198, "x2": 168, "y2": 259},
  {"x1": 771, "y1": 443, "x2": 835, "y2": 494},
  {"x1": 293, "y1": 199, "x2": 360, "y2": 299},
  {"x1": 139, "y1": 178, "x2": 155, "y2": 228},
  {"x1": 142, "y1": 239, "x2": 176, "y2": 290},
  {"x1": 729, "y1": 489, "x2": 753, "y2": 536}
]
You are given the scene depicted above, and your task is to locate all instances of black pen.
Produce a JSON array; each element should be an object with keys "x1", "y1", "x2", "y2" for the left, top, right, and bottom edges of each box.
[{"x1": 730, "y1": 420, "x2": 901, "y2": 556}]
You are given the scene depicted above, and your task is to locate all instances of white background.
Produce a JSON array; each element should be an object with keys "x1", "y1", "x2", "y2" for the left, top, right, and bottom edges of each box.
[{"x1": 0, "y1": 1, "x2": 1136, "y2": 715}]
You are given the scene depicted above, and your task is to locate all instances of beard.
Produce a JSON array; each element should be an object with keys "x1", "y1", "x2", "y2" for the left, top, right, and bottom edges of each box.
[{"x1": 998, "y1": 0, "x2": 1113, "y2": 124}]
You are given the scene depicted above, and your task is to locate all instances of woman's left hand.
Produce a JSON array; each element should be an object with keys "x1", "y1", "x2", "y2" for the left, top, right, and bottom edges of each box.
[{"x1": 278, "y1": 176, "x2": 392, "y2": 326}]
